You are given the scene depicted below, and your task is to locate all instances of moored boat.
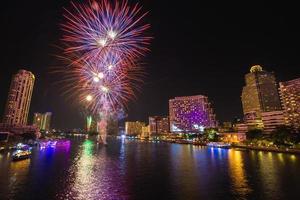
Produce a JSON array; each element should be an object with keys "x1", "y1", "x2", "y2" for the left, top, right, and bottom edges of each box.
[
  {"x1": 207, "y1": 142, "x2": 231, "y2": 149},
  {"x1": 12, "y1": 149, "x2": 32, "y2": 161}
]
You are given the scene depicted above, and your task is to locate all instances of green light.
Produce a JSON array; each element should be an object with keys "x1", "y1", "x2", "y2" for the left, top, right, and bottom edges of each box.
[
  {"x1": 87, "y1": 116, "x2": 92, "y2": 131},
  {"x1": 83, "y1": 140, "x2": 94, "y2": 156}
]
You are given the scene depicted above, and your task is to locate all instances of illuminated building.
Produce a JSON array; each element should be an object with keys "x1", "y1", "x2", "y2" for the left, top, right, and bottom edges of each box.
[
  {"x1": 220, "y1": 132, "x2": 246, "y2": 143},
  {"x1": 125, "y1": 121, "x2": 145, "y2": 136},
  {"x1": 261, "y1": 111, "x2": 285, "y2": 133},
  {"x1": 33, "y1": 112, "x2": 52, "y2": 131},
  {"x1": 141, "y1": 125, "x2": 150, "y2": 138},
  {"x1": 279, "y1": 78, "x2": 300, "y2": 130},
  {"x1": 149, "y1": 116, "x2": 170, "y2": 136},
  {"x1": 235, "y1": 123, "x2": 248, "y2": 133},
  {"x1": 241, "y1": 65, "x2": 281, "y2": 130},
  {"x1": 0, "y1": 123, "x2": 39, "y2": 137},
  {"x1": 219, "y1": 121, "x2": 234, "y2": 133},
  {"x1": 169, "y1": 95, "x2": 217, "y2": 133},
  {"x1": 2, "y1": 70, "x2": 35, "y2": 125}
]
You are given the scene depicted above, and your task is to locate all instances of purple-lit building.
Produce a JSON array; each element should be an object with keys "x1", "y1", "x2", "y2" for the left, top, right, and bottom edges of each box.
[{"x1": 169, "y1": 95, "x2": 217, "y2": 133}]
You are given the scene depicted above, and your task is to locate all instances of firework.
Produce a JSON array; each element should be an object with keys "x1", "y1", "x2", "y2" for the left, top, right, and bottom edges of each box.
[
  {"x1": 60, "y1": 0, "x2": 150, "y2": 143},
  {"x1": 61, "y1": 0, "x2": 151, "y2": 63}
]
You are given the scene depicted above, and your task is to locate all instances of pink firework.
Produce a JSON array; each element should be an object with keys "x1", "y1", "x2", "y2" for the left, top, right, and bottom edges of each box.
[
  {"x1": 61, "y1": 0, "x2": 151, "y2": 63},
  {"x1": 60, "y1": 0, "x2": 150, "y2": 115}
]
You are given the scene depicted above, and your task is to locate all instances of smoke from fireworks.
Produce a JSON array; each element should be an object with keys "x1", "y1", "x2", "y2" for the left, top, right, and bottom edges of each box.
[{"x1": 60, "y1": 0, "x2": 151, "y2": 142}]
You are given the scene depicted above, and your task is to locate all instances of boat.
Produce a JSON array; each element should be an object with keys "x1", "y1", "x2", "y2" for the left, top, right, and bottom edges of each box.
[
  {"x1": 39, "y1": 139, "x2": 71, "y2": 149},
  {"x1": 12, "y1": 149, "x2": 32, "y2": 161},
  {"x1": 207, "y1": 142, "x2": 231, "y2": 149}
]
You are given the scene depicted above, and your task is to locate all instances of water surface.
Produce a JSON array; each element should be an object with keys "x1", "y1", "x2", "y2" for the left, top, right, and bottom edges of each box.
[{"x1": 0, "y1": 137, "x2": 300, "y2": 200}]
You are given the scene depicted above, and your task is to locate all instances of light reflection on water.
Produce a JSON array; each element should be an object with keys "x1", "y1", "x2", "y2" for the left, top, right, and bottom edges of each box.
[
  {"x1": 58, "y1": 139, "x2": 128, "y2": 200},
  {"x1": 228, "y1": 149, "x2": 252, "y2": 199},
  {"x1": 0, "y1": 138, "x2": 300, "y2": 200}
]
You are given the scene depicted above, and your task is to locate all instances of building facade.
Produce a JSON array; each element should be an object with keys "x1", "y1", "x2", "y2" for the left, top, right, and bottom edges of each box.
[
  {"x1": 261, "y1": 111, "x2": 285, "y2": 133},
  {"x1": 125, "y1": 121, "x2": 145, "y2": 136},
  {"x1": 33, "y1": 112, "x2": 52, "y2": 131},
  {"x1": 220, "y1": 132, "x2": 246, "y2": 143},
  {"x1": 279, "y1": 78, "x2": 300, "y2": 130},
  {"x1": 2, "y1": 70, "x2": 35, "y2": 126},
  {"x1": 141, "y1": 125, "x2": 150, "y2": 138},
  {"x1": 241, "y1": 65, "x2": 281, "y2": 130},
  {"x1": 149, "y1": 116, "x2": 169, "y2": 135},
  {"x1": 169, "y1": 95, "x2": 217, "y2": 133},
  {"x1": 0, "y1": 123, "x2": 40, "y2": 137},
  {"x1": 235, "y1": 123, "x2": 248, "y2": 133}
]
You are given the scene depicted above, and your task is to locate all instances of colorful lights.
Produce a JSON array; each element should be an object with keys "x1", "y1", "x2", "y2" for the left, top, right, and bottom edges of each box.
[
  {"x1": 86, "y1": 95, "x2": 93, "y2": 102},
  {"x1": 108, "y1": 64, "x2": 114, "y2": 70},
  {"x1": 39, "y1": 140, "x2": 71, "y2": 150},
  {"x1": 60, "y1": 0, "x2": 151, "y2": 116},
  {"x1": 98, "y1": 72, "x2": 104, "y2": 79},
  {"x1": 83, "y1": 140, "x2": 94, "y2": 156},
  {"x1": 107, "y1": 30, "x2": 117, "y2": 40},
  {"x1": 93, "y1": 76, "x2": 100, "y2": 82},
  {"x1": 169, "y1": 95, "x2": 217, "y2": 133},
  {"x1": 101, "y1": 86, "x2": 109, "y2": 93},
  {"x1": 97, "y1": 38, "x2": 107, "y2": 47}
]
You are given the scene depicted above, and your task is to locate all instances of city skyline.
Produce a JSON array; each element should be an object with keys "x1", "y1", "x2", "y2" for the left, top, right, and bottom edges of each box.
[
  {"x1": 0, "y1": 1, "x2": 300, "y2": 199},
  {"x1": 0, "y1": 1, "x2": 300, "y2": 129}
]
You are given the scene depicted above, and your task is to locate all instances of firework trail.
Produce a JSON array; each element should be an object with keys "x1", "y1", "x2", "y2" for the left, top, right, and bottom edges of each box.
[{"x1": 60, "y1": 0, "x2": 151, "y2": 143}]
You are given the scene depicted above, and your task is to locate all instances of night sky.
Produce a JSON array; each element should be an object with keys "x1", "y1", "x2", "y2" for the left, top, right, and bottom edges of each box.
[{"x1": 0, "y1": 1, "x2": 299, "y2": 129}]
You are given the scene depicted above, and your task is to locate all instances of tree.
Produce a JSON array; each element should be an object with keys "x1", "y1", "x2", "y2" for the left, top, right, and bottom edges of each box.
[
  {"x1": 204, "y1": 128, "x2": 219, "y2": 142},
  {"x1": 271, "y1": 126, "x2": 297, "y2": 146},
  {"x1": 246, "y1": 129, "x2": 263, "y2": 140},
  {"x1": 22, "y1": 132, "x2": 37, "y2": 141}
]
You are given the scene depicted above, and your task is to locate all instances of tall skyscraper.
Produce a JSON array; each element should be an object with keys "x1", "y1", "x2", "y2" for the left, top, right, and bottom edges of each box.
[
  {"x1": 2, "y1": 70, "x2": 35, "y2": 126},
  {"x1": 169, "y1": 95, "x2": 217, "y2": 133},
  {"x1": 279, "y1": 78, "x2": 300, "y2": 130},
  {"x1": 241, "y1": 65, "x2": 282, "y2": 129},
  {"x1": 33, "y1": 112, "x2": 52, "y2": 131}
]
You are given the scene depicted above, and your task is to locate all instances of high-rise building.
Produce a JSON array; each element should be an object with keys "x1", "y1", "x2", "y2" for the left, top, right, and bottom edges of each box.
[
  {"x1": 125, "y1": 121, "x2": 145, "y2": 136},
  {"x1": 2, "y1": 70, "x2": 35, "y2": 126},
  {"x1": 149, "y1": 116, "x2": 170, "y2": 135},
  {"x1": 241, "y1": 65, "x2": 281, "y2": 130},
  {"x1": 261, "y1": 111, "x2": 285, "y2": 133},
  {"x1": 33, "y1": 112, "x2": 52, "y2": 131},
  {"x1": 169, "y1": 95, "x2": 217, "y2": 133},
  {"x1": 279, "y1": 78, "x2": 300, "y2": 130}
]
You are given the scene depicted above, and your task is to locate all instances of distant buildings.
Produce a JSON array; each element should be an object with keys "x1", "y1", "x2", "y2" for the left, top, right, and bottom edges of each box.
[
  {"x1": 0, "y1": 123, "x2": 39, "y2": 136},
  {"x1": 219, "y1": 121, "x2": 234, "y2": 133},
  {"x1": 33, "y1": 112, "x2": 52, "y2": 131},
  {"x1": 125, "y1": 121, "x2": 145, "y2": 136},
  {"x1": 279, "y1": 78, "x2": 300, "y2": 131},
  {"x1": 149, "y1": 116, "x2": 169, "y2": 136},
  {"x1": 141, "y1": 125, "x2": 150, "y2": 138},
  {"x1": 169, "y1": 95, "x2": 217, "y2": 133},
  {"x1": 241, "y1": 65, "x2": 282, "y2": 130},
  {"x1": 2, "y1": 70, "x2": 35, "y2": 126}
]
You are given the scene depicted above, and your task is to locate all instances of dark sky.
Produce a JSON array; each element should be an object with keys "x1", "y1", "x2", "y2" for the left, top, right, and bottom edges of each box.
[{"x1": 0, "y1": 1, "x2": 299, "y2": 129}]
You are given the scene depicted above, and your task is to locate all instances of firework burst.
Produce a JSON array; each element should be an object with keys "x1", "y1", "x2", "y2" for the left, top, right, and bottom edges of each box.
[
  {"x1": 61, "y1": 0, "x2": 151, "y2": 63},
  {"x1": 60, "y1": 0, "x2": 151, "y2": 117}
]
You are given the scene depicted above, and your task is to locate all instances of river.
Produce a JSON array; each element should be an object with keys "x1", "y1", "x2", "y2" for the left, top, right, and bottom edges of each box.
[{"x1": 0, "y1": 136, "x2": 299, "y2": 200}]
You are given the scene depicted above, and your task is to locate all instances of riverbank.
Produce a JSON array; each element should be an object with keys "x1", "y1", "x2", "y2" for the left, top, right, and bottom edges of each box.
[
  {"x1": 232, "y1": 144, "x2": 300, "y2": 154},
  {"x1": 132, "y1": 137, "x2": 300, "y2": 155}
]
